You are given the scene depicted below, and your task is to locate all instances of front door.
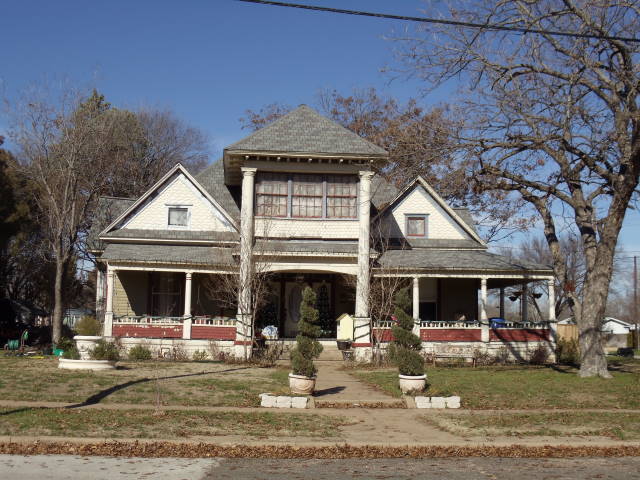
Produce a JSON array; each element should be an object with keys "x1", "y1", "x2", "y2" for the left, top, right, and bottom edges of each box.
[{"x1": 284, "y1": 281, "x2": 305, "y2": 337}]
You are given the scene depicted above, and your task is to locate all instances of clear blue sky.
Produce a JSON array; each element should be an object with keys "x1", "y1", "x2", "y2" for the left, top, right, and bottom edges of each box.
[{"x1": 2, "y1": 0, "x2": 640, "y2": 254}]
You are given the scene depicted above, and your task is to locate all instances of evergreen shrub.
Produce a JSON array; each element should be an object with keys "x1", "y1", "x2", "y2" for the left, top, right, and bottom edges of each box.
[
  {"x1": 290, "y1": 287, "x2": 323, "y2": 377},
  {"x1": 388, "y1": 287, "x2": 424, "y2": 376}
]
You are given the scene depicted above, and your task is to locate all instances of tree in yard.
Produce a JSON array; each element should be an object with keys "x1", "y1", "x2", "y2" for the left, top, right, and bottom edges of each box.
[
  {"x1": 290, "y1": 286, "x2": 323, "y2": 378},
  {"x1": 389, "y1": 287, "x2": 424, "y2": 377},
  {"x1": 393, "y1": 1, "x2": 640, "y2": 377}
]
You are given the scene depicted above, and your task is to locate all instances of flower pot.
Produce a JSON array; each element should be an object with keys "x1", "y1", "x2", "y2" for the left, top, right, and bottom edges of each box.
[
  {"x1": 289, "y1": 373, "x2": 317, "y2": 395},
  {"x1": 74, "y1": 335, "x2": 102, "y2": 360},
  {"x1": 336, "y1": 340, "x2": 352, "y2": 351},
  {"x1": 58, "y1": 358, "x2": 116, "y2": 370},
  {"x1": 398, "y1": 374, "x2": 427, "y2": 394}
]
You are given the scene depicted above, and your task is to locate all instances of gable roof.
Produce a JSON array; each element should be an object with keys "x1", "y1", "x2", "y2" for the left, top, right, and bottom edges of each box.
[
  {"x1": 225, "y1": 105, "x2": 388, "y2": 157},
  {"x1": 194, "y1": 160, "x2": 240, "y2": 221},
  {"x1": 377, "y1": 176, "x2": 485, "y2": 246},
  {"x1": 87, "y1": 196, "x2": 136, "y2": 253},
  {"x1": 100, "y1": 163, "x2": 238, "y2": 237}
]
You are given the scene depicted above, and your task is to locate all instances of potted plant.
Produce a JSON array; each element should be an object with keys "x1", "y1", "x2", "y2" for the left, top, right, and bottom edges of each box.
[
  {"x1": 289, "y1": 287, "x2": 323, "y2": 394},
  {"x1": 73, "y1": 315, "x2": 103, "y2": 360},
  {"x1": 58, "y1": 338, "x2": 118, "y2": 370},
  {"x1": 389, "y1": 287, "x2": 426, "y2": 394}
]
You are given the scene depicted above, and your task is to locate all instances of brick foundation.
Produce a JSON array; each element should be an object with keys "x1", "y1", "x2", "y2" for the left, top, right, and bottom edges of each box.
[
  {"x1": 489, "y1": 328, "x2": 550, "y2": 342},
  {"x1": 191, "y1": 326, "x2": 236, "y2": 340},
  {"x1": 420, "y1": 329, "x2": 482, "y2": 342},
  {"x1": 113, "y1": 324, "x2": 183, "y2": 339}
]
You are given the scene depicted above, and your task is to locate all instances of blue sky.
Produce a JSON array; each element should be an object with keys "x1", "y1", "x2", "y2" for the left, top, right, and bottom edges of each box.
[{"x1": 2, "y1": 0, "x2": 640, "y2": 255}]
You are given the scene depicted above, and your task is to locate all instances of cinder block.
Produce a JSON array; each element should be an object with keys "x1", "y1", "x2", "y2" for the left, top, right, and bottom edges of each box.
[
  {"x1": 276, "y1": 396, "x2": 292, "y2": 408},
  {"x1": 445, "y1": 396, "x2": 461, "y2": 409},
  {"x1": 291, "y1": 397, "x2": 308, "y2": 409},
  {"x1": 415, "y1": 396, "x2": 432, "y2": 409},
  {"x1": 430, "y1": 397, "x2": 446, "y2": 409},
  {"x1": 260, "y1": 395, "x2": 277, "y2": 408}
]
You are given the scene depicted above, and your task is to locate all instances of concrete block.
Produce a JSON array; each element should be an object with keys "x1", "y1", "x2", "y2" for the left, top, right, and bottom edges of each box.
[
  {"x1": 276, "y1": 396, "x2": 292, "y2": 408},
  {"x1": 291, "y1": 397, "x2": 308, "y2": 409},
  {"x1": 260, "y1": 395, "x2": 276, "y2": 408},
  {"x1": 445, "y1": 396, "x2": 461, "y2": 409},
  {"x1": 414, "y1": 396, "x2": 432, "y2": 409},
  {"x1": 430, "y1": 397, "x2": 446, "y2": 409}
]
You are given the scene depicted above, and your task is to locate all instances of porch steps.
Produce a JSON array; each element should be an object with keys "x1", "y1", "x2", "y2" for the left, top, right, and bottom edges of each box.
[{"x1": 272, "y1": 339, "x2": 345, "y2": 362}]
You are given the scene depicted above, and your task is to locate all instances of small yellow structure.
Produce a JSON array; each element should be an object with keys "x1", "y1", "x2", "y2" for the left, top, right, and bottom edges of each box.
[{"x1": 336, "y1": 313, "x2": 354, "y2": 341}]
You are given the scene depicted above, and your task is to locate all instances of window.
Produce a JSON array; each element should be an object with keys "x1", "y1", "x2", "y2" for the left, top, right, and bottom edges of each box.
[
  {"x1": 168, "y1": 207, "x2": 189, "y2": 227},
  {"x1": 292, "y1": 174, "x2": 323, "y2": 218},
  {"x1": 327, "y1": 176, "x2": 357, "y2": 218},
  {"x1": 256, "y1": 173, "x2": 288, "y2": 217},
  {"x1": 406, "y1": 215, "x2": 427, "y2": 237},
  {"x1": 150, "y1": 272, "x2": 183, "y2": 317},
  {"x1": 255, "y1": 172, "x2": 358, "y2": 219}
]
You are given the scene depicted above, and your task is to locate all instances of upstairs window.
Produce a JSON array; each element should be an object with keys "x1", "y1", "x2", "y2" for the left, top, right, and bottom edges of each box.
[
  {"x1": 168, "y1": 207, "x2": 189, "y2": 227},
  {"x1": 292, "y1": 174, "x2": 323, "y2": 218},
  {"x1": 327, "y1": 176, "x2": 357, "y2": 218},
  {"x1": 406, "y1": 215, "x2": 428, "y2": 237},
  {"x1": 256, "y1": 173, "x2": 288, "y2": 217}
]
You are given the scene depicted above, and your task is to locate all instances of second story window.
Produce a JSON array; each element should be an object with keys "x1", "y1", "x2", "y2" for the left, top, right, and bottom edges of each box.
[
  {"x1": 406, "y1": 215, "x2": 428, "y2": 237},
  {"x1": 255, "y1": 172, "x2": 359, "y2": 219},
  {"x1": 168, "y1": 206, "x2": 189, "y2": 227}
]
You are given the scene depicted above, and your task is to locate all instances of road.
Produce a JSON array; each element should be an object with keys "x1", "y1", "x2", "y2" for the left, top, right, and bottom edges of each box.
[{"x1": 1, "y1": 455, "x2": 640, "y2": 479}]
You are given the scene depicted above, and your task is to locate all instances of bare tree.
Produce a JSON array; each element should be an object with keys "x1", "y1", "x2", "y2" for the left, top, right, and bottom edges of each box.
[{"x1": 393, "y1": 1, "x2": 640, "y2": 377}]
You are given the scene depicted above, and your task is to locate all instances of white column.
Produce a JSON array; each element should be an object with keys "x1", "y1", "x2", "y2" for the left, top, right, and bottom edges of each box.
[
  {"x1": 104, "y1": 266, "x2": 115, "y2": 337},
  {"x1": 522, "y1": 282, "x2": 529, "y2": 323},
  {"x1": 547, "y1": 278, "x2": 556, "y2": 321},
  {"x1": 355, "y1": 171, "x2": 374, "y2": 319},
  {"x1": 499, "y1": 287, "x2": 505, "y2": 319},
  {"x1": 412, "y1": 277, "x2": 420, "y2": 336},
  {"x1": 183, "y1": 272, "x2": 193, "y2": 340},
  {"x1": 236, "y1": 167, "x2": 257, "y2": 348},
  {"x1": 480, "y1": 277, "x2": 488, "y2": 322}
]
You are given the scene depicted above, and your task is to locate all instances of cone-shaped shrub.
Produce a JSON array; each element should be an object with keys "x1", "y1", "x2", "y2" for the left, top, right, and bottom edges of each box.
[
  {"x1": 389, "y1": 287, "x2": 424, "y2": 376},
  {"x1": 290, "y1": 287, "x2": 323, "y2": 377}
]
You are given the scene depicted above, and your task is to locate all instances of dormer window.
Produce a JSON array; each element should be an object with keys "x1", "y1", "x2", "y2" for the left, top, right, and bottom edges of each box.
[
  {"x1": 168, "y1": 206, "x2": 189, "y2": 228},
  {"x1": 406, "y1": 214, "x2": 428, "y2": 237}
]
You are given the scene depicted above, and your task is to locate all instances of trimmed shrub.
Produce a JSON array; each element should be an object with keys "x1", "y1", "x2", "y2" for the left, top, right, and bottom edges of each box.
[
  {"x1": 75, "y1": 316, "x2": 102, "y2": 336},
  {"x1": 290, "y1": 287, "x2": 323, "y2": 377},
  {"x1": 192, "y1": 349, "x2": 208, "y2": 361},
  {"x1": 556, "y1": 337, "x2": 580, "y2": 365},
  {"x1": 58, "y1": 337, "x2": 80, "y2": 360},
  {"x1": 128, "y1": 344, "x2": 152, "y2": 361},
  {"x1": 89, "y1": 339, "x2": 120, "y2": 362},
  {"x1": 529, "y1": 344, "x2": 550, "y2": 365},
  {"x1": 388, "y1": 287, "x2": 424, "y2": 377}
]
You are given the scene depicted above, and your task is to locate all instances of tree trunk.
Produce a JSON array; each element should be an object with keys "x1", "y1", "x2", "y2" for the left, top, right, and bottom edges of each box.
[
  {"x1": 577, "y1": 269, "x2": 613, "y2": 378},
  {"x1": 51, "y1": 257, "x2": 65, "y2": 346}
]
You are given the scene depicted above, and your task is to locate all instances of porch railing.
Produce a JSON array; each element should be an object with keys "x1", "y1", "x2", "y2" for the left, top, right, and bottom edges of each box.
[
  {"x1": 113, "y1": 315, "x2": 236, "y2": 326},
  {"x1": 192, "y1": 316, "x2": 236, "y2": 326},
  {"x1": 419, "y1": 320, "x2": 551, "y2": 329}
]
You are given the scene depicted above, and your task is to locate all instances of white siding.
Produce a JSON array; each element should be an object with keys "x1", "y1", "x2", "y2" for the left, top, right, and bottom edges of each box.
[
  {"x1": 123, "y1": 175, "x2": 233, "y2": 232},
  {"x1": 255, "y1": 218, "x2": 359, "y2": 239},
  {"x1": 385, "y1": 187, "x2": 469, "y2": 240}
]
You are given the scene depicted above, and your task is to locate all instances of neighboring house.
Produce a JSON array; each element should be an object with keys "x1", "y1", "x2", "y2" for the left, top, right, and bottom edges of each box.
[
  {"x1": 63, "y1": 308, "x2": 94, "y2": 329},
  {"x1": 90, "y1": 105, "x2": 556, "y2": 360},
  {"x1": 558, "y1": 317, "x2": 636, "y2": 350}
]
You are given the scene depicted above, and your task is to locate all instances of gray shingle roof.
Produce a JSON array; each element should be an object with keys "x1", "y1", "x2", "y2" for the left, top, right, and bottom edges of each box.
[
  {"x1": 226, "y1": 105, "x2": 388, "y2": 157},
  {"x1": 88, "y1": 197, "x2": 136, "y2": 252},
  {"x1": 452, "y1": 207, "x2": 479, "y2": 236},
  {"x1": 378, "y1": 249, "x2": 552, "y2": 272},
  {"x1": 371, "y1": 174, "x2": 399, "y2": 210},
  {"x1": 405, "y1": 238, "x2": 485, "y2": 249},
  {"x1": 256, "y1": 240, "x2": 372, "y2": 255},
  {"x1": 101, "y1": 243, "x2": 235, "y2": 266},
  {"x1": 101, "y1": 229, "x2": 238, "y2": 243},
  {"x1": 194, "y1": 160, "x2": 240, "y2": 222}
]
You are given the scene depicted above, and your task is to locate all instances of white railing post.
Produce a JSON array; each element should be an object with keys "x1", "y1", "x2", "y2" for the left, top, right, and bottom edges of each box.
[
  {"x1": 104, "y1": 266, "x2": 115, "y2": 337},
  {"x1": 412, "y1": 276, "x2": 420, "y2": 336},
  {"x1": 547, "y1": 278, "x2": 556, "y2": 321},
  {"x1": 480, "y1": 277, "x2": 488, "y2": 322},
  {"x1": 183, "y1": 271, "x2": 193, "y2": 340}
]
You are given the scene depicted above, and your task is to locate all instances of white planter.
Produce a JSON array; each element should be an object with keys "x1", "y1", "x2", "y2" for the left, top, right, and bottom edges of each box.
[
  {"x1": 399, "y1": 374, "x2": 427, "y2": 394},
  {"x1": 73, "y1": 335, "x2": 102, "y2": 360},
  {"x1": 58, "y1": 358, "x2": 116, "y2": 370},
  {"x1": 289, "y1": 373, "x2": 316, "y2": 395}
]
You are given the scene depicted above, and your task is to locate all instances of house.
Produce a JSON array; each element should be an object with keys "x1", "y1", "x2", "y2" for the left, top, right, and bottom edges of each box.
[
  {"x1": 558, "y1": 317, "x2": 636, "y2": 350},
  {"x1": 90, "y1": 105, "x2": 556, "y2": 361}
]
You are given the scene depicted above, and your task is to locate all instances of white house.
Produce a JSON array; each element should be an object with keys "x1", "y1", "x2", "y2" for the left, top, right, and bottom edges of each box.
[{"x1": 90, "y1": 105, "x2": 556, "y2": 361}]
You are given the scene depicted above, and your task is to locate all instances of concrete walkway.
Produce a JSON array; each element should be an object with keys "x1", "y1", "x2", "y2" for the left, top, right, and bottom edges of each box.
[{"x1": 312, "y1": 361, "x2": 400, "y2": 406}]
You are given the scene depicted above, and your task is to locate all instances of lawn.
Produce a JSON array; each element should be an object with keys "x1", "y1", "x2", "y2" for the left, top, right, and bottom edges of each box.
[
  {"x1": 0, "y1": 407, "x2": 347, "y2": 439},
  {"x1": 350, "y1": 363, "x2": 640, "y2": 409},
  {"x1": 0, "y1": 356, "x2": 290, "y2": 407},
  {"x1": 423, "y1": 411, "x2": 640, "y2": 440}
]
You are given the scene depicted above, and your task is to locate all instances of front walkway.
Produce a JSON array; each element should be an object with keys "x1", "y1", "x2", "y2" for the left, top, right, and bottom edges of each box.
[{"x1": 312, "y1": 362, "x2": 400, "y2": 406}]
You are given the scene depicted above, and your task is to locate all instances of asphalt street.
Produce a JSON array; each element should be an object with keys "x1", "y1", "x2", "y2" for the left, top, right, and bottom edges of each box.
[{"x1": 1, "y1": 455, "x2": 640, "y2": 479}]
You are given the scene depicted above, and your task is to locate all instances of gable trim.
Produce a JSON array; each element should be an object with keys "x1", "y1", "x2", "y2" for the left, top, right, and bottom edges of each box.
[{"x1": 100, "y1": 164, "x2": 239, "y2": 237}]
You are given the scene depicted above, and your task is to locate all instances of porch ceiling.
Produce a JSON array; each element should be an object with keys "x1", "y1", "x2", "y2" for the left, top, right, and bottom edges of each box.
[{"x1": 101, "y1": 243, "x2": 234, "y2": 266}]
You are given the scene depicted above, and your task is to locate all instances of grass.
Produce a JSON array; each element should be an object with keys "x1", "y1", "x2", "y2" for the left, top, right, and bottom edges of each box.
[
  {"x1": 0, "y1": 407, "x2": 347, "y2": 439},
  {"x1": 423, "y1": 412, "x2": 640, "y2": 440},
  {"x1": 0, "y1": 356, "x2": 290, "y2": 407},
  {"x1": 351, "y1": 364, "x2": 640, "y2": 409}
]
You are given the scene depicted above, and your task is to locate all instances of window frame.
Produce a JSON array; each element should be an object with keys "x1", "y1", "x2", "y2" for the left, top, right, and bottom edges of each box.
[
  {"x1": 254, "y1": 172, "x2": 359, "y2": 220},
  {"x1": 166, "y1": 205, "x2": 191, "y2": 229},
  {"x1": 405, "y1": 214, "x2": 428, "y2": 237},
  {"x1": 255, "y1": 172, "x2": 289, "y2": 218}
]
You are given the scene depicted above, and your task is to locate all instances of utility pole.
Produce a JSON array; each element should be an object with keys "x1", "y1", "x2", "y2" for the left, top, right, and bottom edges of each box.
[{"x1": 635, "y1": 256, "x2": 639, "y2": 349}]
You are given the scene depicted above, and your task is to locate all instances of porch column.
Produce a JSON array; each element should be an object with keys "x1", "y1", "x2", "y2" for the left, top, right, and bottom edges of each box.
[
  {"x1": 499, "y1": 287, "x2": 505, "y2": 319},
  {"x1": 480, "y1": 277, "x2": 488, "y2": 322},
  {"x1": 522, "y1": 282, "x2": 529, "y2": 323},
  {"x1": 547, "y1": 278, "x2": 556, "y2": 321},
  {"x1": 236, "y1": 167, "x2": 257, "y2": 349},
  {"x1": 95, "y1": 266, "x2": 105, "y2": 318},
  {"x1": 104, "y1": 266, "x2": 115, "y2": 337},
  {"x1": 412, "y1": 277, "x2": 420, "y2": 336},
  {"x1": 183, "y1": 272, "x2": 193, "y2": 340},
  {"x1": 354, "y1": 170, "x2": 374, "y2": 355}
]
